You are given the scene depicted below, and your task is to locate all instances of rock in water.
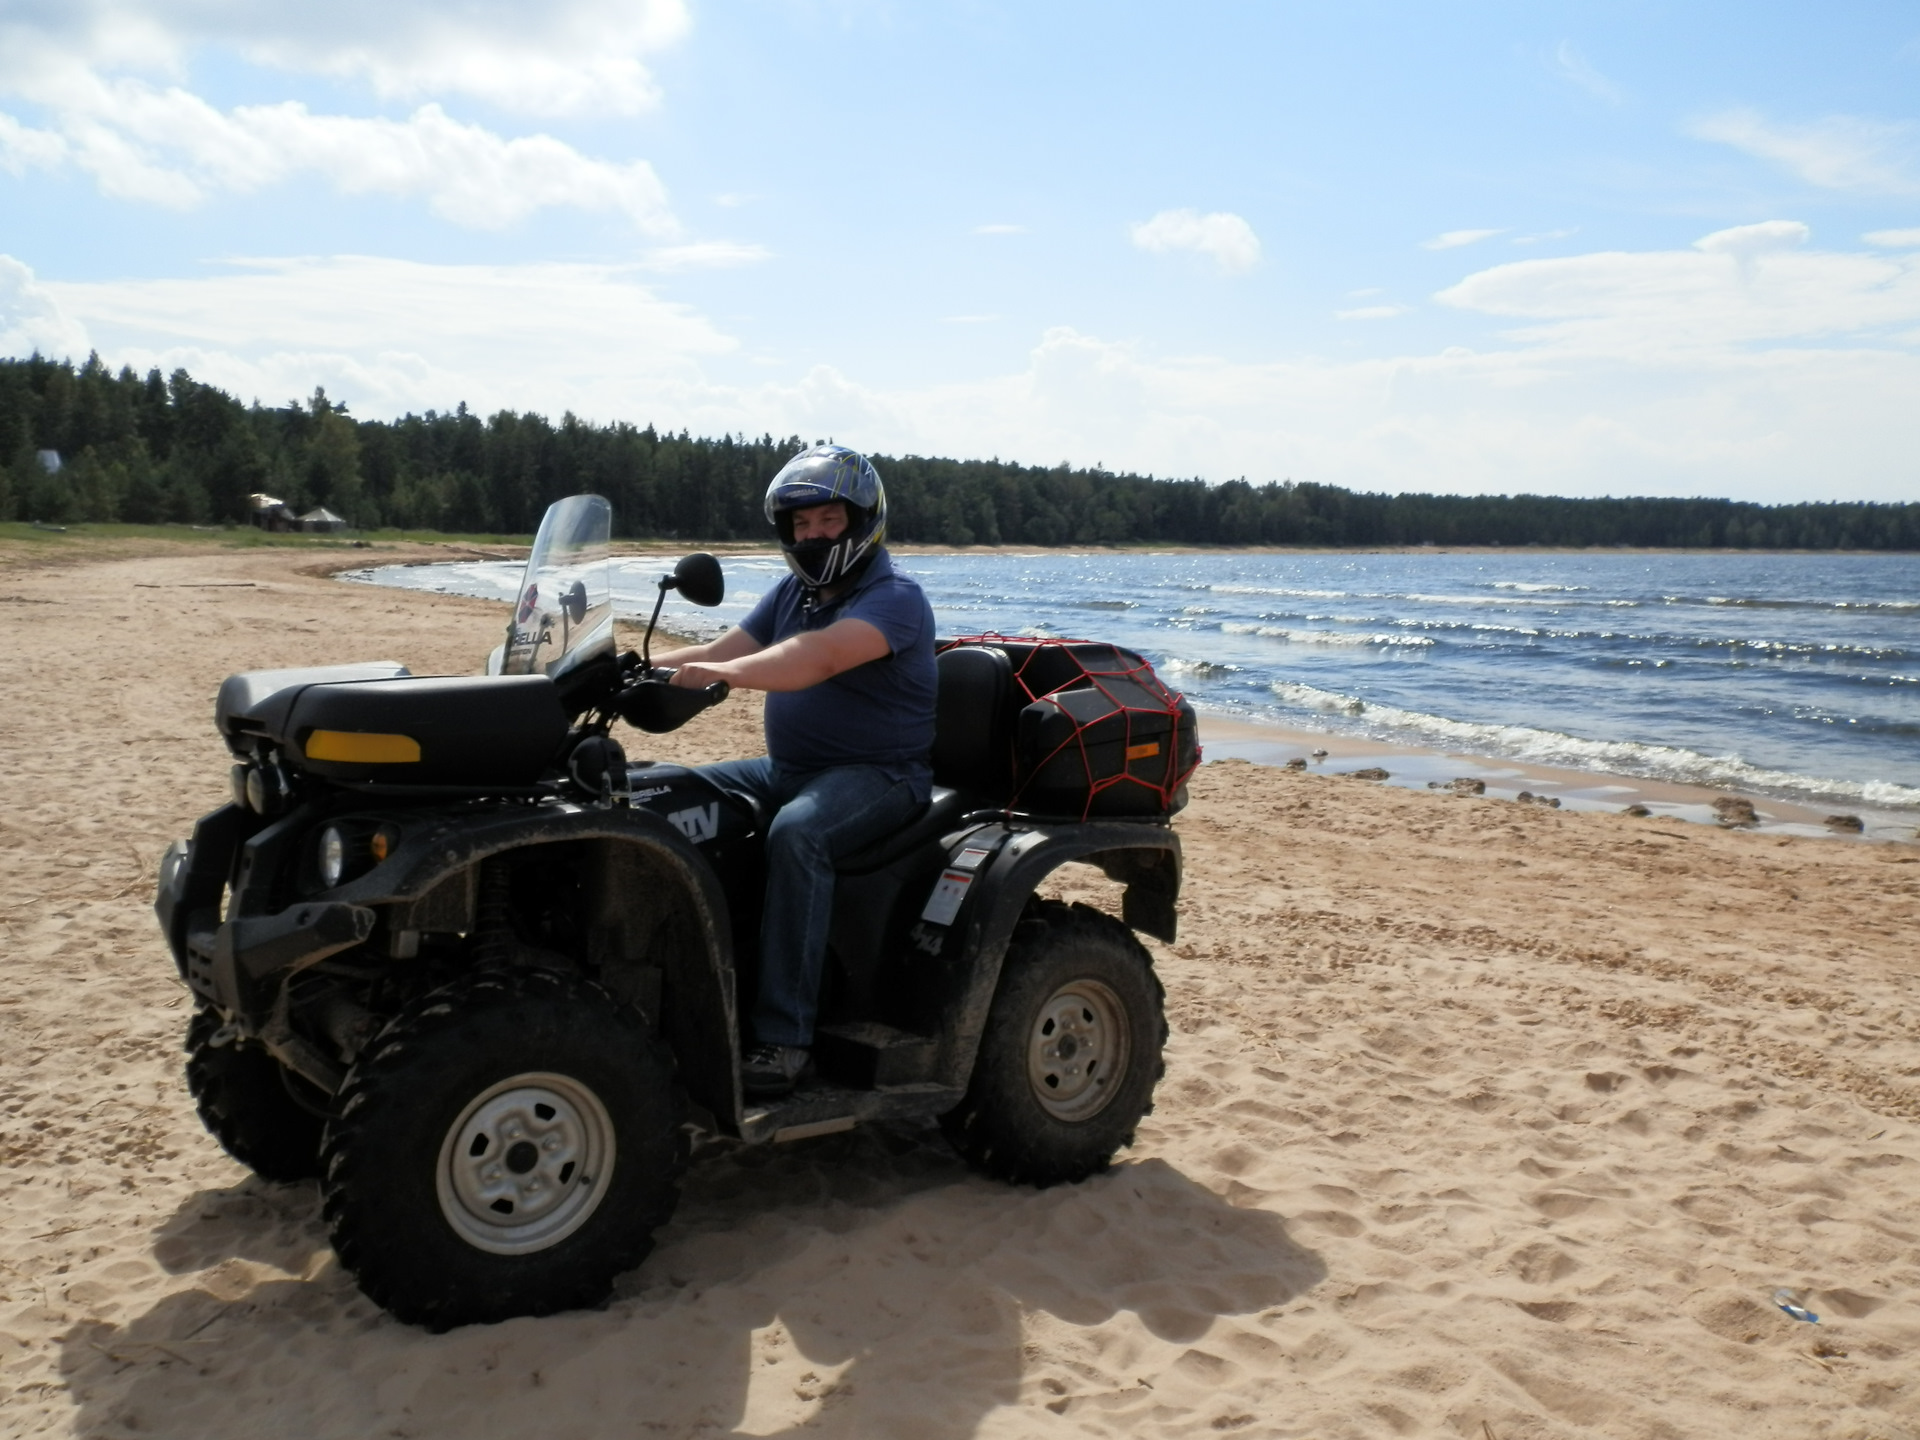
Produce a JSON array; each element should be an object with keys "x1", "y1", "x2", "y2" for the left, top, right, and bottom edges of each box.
[
  {"x1": 1825, "y1": 813, "x2": 1864, "y2": 833},
  {"x1": 1622, "y1": 803, "x2": 1652, "y2": 817},
  {"x1": 1711, "y1": 796, "x2": 1759, "y2": 825},
  {"x1": 1348, "y1": 767, "x2": 1390, "y2": 781},
  {"x1": 1285, "y1": 757, "x2": 1307, "y2": 771}
]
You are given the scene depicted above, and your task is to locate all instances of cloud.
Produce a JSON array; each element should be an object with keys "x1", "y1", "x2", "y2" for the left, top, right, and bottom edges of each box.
[
  {"x1": 1335, "y1": 305, "x2": 1407, "y2": 321},
  {"x1": 1692, "y1": 219, "x2": 1808, "y2": 259},
  {"x1": 0, "y1": 112, "x2": 67, "y2": 173},
  {"x1": 0, "y1": 2, "x2": 689, "y2": 228},
  {"x1": 10, "y1": 231, "x2": 1919, "y2": 504},
  {"x1": 1422, "y1": 228, "x2": 1506, "y2": 250},
  {"x1": 972, "y1": 223, "x2": 1026, "y2": 236},
  {"x1": 1553, "y1": 42, "x2": 1622, "y2": 104},
  {"x1": 1129, "y1": 209, "x2": 1261, "y2": 274},
  {"x1": 0, "y1": 255, "x2": 92, "y2": 359},
  {"x1": 1689, "y1": 108, "x2": 1920, "y2": 195},
  {"x1": 11, "y1": 253, "x2": 733, "y2": 423},
  {"x1": 1866, "y1": 228, "x2": 1920, "y2": 248},
  {"x1": 0, "y1": 0, "x2": 691, "y2": 118},
  {"x1": 1435, "y1": 220, "x2": 1920, "y2": 358},
  {"x1": 0, "y1": 87, "x2": 676, "y2": 230},
  {"x1": 634, "y1": 242, "x2": 771, "y2": 271},
  {"x1": 727, "y1": 325, "x2": 1920, "y2": 505}
]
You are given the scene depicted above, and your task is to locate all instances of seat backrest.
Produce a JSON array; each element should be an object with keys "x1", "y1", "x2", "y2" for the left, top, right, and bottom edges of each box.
[{"x1": 931, "y1": 644, "x2": 1013, "y2": 798}]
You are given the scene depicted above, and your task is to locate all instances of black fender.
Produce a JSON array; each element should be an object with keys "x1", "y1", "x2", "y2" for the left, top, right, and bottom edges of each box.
[
  {"x1": 337, "y1": 802, "x2": 744, "y2": 1126},
  {"x1": 932, "y1": 820, "x2": 1181, "y2": 1089},
  {"x1": 191, "y1": 800, "x2": 743, "y2": 1125}
]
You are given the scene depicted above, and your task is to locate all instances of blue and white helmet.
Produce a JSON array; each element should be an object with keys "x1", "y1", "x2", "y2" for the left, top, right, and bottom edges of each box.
[{"x1": 763, "y1": 444, "x2": 888, "y2": 588}]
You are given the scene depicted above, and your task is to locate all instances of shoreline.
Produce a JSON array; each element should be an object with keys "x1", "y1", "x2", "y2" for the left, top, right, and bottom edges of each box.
[
  {"x1": 8, "y1": 521, "x2": 1919, "y2": 563},
  {"x1": 1193, "y1": 712, "x2": 1916, "y2": 843}
]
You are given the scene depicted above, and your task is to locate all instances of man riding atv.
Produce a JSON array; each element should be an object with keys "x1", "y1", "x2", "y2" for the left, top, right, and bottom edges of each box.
[
  {"x1": 655, "y1": 445, "x2": 937, "y2": 1098},
  {"x1": 157, "y1": 478, "x2": 1197, "y2": 1328}
]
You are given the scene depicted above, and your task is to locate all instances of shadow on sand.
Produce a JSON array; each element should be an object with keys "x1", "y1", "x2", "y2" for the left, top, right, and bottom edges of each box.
[{"x1": 61, "y1": 1122, "x2": 1325, "y2": 1437}]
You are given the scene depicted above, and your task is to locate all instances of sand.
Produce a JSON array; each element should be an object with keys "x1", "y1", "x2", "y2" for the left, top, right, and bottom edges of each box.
[{"x1": 3, "y1": 539, "x2": 1918, "y2": 1440}]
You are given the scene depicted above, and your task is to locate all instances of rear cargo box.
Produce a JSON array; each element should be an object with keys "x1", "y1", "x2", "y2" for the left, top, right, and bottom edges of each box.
[{"x1": 939, "y1": 635, "x2": 1200, "y2": 819}]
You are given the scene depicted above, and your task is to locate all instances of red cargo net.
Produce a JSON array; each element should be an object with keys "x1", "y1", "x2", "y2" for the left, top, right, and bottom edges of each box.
[{"x1": 941, "y1": 634, "x2": 1201, "y2": 818}]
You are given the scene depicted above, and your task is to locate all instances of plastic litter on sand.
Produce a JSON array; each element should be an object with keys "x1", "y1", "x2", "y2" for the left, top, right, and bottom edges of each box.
[{"x1": 1773, "y1": 1288, "x2": 1820, "y2": 1324}]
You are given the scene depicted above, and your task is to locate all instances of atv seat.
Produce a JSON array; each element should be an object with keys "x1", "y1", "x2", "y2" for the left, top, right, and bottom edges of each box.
[
  {"x1": 835, "y1": 785, "x2": 971, "y2": 875},
  {"x1": 833, "y1": 645, "x2": 1013, "y2": 875}
]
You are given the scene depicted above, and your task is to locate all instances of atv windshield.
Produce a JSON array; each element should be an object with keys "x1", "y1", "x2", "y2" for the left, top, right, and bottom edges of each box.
[{"x1": 496, "y1": 494, "x2": 614, "y2": 679}]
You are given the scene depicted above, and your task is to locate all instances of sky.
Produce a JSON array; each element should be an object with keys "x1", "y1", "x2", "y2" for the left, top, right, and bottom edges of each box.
[{"x1": 2, "y1": 1, "x2": 1918, "y2": 503}]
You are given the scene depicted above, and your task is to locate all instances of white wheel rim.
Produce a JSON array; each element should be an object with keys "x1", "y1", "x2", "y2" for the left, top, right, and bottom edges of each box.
[
  {"x1": 1026, "y1": 978, "x2": 1129, "y2": 1122},
  {"x1": 435, "y1": 1071, "x2": 615, "y2": 1255}
]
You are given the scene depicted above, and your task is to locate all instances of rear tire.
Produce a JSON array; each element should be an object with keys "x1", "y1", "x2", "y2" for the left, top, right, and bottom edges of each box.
[
  {"x1": 941, "y1": 900, "x2": 1166, "y2": 1187},
  {"x1": 320, "y1": 968, "x2": 687, "y2": 1329},
  {"x1": 185, "y1": 1008, "x2": 326, "y2": 1183}
]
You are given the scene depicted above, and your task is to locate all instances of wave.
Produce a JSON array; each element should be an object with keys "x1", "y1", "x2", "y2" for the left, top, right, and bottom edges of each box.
[
  {"x1": 1491, "y1": 581, "x2": 1589, "y2": 593},
  {"x1": 1160, "y1": 657, "x2": 1245, "y2": 680},
  {"x1": 1287, "y1": 610, "x2": 1910, "y2": 660},
  {"x1": 1665, "y1": 594, "x2": 1920, "y2": 613},
  {"x1": 1207, "y1": 584, "x2": 1352, "y2": 600},
  {"x1": 1220, "y1": 623, "x2": 1435, "y2": 648},
  {"x1": 1264, "y1": 681, "x2": 1920, "y2": 810}
]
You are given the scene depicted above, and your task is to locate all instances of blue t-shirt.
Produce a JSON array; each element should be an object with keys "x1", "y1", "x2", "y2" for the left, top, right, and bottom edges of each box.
[{"x1": 739, "y1": 549, "x2": 936, "y2": 796}]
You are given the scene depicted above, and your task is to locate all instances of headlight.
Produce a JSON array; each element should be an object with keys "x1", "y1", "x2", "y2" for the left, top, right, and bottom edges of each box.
[
  {"x1": 239, "y1": 758, "x2": 290, "y2": 816},
  {"x1": 318, "y1": 826, "x2": 346, "y2": 888}
]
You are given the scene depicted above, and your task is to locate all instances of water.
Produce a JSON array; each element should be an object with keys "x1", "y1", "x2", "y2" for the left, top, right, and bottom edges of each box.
[{"x1": 345, "y1": 549, "x2": 1920, "y2": 814}]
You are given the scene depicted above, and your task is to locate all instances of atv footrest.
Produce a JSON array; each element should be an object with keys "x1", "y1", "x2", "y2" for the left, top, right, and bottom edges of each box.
[
  {"x1": 738, "y1": 1080, "x2": 961, "y2": 1145},
  {"x1": 813, "y1": 1021, "x2": 938, "y2": 1088}
]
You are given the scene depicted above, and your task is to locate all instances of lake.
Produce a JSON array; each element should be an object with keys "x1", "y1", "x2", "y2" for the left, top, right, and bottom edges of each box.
[{"x1": 346, "y1": 548, "x2": 1920, "y2": 815}]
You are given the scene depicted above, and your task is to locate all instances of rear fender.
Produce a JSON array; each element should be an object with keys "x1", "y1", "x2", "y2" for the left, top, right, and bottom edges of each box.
[{"x1": 931, "y1": 822, "x2": 1181, "y2": 1088}]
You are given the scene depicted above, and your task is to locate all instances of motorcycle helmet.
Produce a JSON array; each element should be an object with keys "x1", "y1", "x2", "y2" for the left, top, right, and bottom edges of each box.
[{"x1": 763, "y1": 444, "x2": 888, "y2": 588}]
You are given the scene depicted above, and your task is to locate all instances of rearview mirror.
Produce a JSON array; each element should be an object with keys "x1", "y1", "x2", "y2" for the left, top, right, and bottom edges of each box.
[
  {"x1": 560, "y1": 578, "x2": 589, "y2": 624},
  {"x1": 673, "y1": 553, "x2": 725, "y2": 608}
]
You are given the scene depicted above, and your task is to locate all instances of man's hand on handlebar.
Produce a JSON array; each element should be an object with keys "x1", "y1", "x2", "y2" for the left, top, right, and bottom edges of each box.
[{"x1": 669, "y1": 661, "x2": 731, "y2": 690}]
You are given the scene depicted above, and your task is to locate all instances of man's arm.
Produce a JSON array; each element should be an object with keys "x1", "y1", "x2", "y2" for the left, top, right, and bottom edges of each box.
[
  {"x1": 652, "y1": 625, "x2": 764, "y2": 670},
  {"x1": 670, "y1": 618, "x2": 890, "y2": 693}
]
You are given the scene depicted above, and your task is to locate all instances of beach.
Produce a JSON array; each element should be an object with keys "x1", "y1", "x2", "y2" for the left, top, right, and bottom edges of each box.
[{"x1": 3, "y1": 537, "x2": 1919, "y2": 1439}]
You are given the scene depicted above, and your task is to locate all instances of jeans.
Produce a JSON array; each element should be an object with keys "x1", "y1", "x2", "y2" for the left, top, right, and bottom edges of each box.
[{"x1": 696, "y1": 757, "x2": 922, "y2": 1048}]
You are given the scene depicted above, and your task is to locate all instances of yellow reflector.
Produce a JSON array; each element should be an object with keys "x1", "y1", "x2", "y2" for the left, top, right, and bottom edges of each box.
[
  {"x1": 1125, "y1": 741, "x2": 1161, "y2": 761},
  {"x1": 370, "y1": 830, "x2": 392, "y2": 862},
  {"x1": 305, "y1": 730, "x2": 422, "y2": 764}
]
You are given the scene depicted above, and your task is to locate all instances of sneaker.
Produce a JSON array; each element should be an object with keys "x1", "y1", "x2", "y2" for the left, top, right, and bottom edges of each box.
[{"x1": 742, "y1": 1043, "x2": 810, "y2": 1098}]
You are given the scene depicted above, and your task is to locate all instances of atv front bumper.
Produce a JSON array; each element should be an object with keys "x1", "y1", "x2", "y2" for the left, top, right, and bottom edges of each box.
[{"x1": 156, "y1": 805, "x2": 374, "y2": 1018}]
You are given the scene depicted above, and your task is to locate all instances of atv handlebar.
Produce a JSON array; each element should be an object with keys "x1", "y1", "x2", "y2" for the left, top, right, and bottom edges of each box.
[{"x1": 612, "y1": 670, "x2": 731, "y2": 734}]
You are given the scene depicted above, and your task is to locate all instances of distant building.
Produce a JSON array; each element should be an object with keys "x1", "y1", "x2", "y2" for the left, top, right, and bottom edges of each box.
[
  {"x1": 35, "y1": 450, "x2": 60, "y2": 474},
  {"x1": 247, "y1": 492, "x2": 298, "y2": 532},
  {"x1": 298, "y1": 506, "x2": 347, "y2": 533}
]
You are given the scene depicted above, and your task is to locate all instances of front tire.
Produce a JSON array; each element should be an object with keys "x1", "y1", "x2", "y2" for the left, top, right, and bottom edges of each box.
[
  {"x1": 185, "y1": 1008, "x2": 326, "y2": 1183},
  {"x1": 942, "y1": 900, "x2": 1166, "y2": 1186},
  {"x1": 320, "y1": 969, "x2": 686, "y2": 1329}
]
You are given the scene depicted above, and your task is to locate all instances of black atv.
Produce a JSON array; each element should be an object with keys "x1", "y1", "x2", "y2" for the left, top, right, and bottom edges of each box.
[{"x1": 154, "y1": 495, "x2": 1189, "y2": 1329}]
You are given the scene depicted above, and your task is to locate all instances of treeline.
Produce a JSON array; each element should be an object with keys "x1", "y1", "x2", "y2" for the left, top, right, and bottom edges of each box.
[{"x1": 3, "y1": 354, "x2": 1916, "y2": 550}]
